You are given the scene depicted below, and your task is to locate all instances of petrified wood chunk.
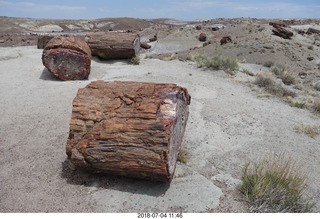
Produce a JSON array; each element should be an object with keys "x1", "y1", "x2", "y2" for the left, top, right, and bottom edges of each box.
[
  {"x1": 86, "y1": 32, "x2": 140, "y2": 60},
  {"x1": 42, "y1": 36, "x2": 91, "y2": 80},
  {"x1": 272, "y1": 26, "x2": 293, "y2": 39},
  {"x1": 66, "y1": 81, "x2": 191, "y2": 182}
]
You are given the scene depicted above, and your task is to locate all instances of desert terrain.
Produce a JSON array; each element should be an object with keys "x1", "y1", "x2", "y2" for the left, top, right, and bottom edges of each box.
[{"x1": 0, "y1": 16, "x2": 320, "y2": 212}]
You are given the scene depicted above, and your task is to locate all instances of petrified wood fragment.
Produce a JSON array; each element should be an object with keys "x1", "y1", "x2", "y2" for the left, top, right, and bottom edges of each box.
[
  {"x1": 272, "y1": 26, "x2": 293, "y2": 39},
  {"x1": 66, "y1": 81, "x2": 191, "y2": 182},
  {"x1": 42, "y1": 36, "x2": 91, "y2": 80},
  {"x1": 86, "y1": 32, "x2": 140, "y2": 60}
]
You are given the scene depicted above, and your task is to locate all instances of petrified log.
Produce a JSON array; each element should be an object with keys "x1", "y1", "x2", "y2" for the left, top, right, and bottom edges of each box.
[
  {"x1": 66, "y1": 81, "x2": 191, "y2": 182},
  {"x1": 220, "y1": 36, "x2": 232, "y2": 45},
  {"x1": 86, "y1": 32, "x2": 140, "y2": 60},
  {"x1": 42, "y1": 36, "x2": 91, "y2": 80},
  {"x1": 269, "y1": 22, "x2": 287, "y2": 28},
  {"x1": 272, "y1": 26, "x2": 293, "y2": 39},
  {"x1": 307, "y1": 28, "x2": 320, "y2": 35},
  {"x1": 199, "y1": 33, "x2": 207, "y2": 42}
]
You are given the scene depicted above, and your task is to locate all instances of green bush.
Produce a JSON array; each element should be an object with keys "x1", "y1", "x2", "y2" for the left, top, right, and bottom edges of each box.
[
  {"x1": 240, "y1": 153, "x2": 315, "y2": 212},
  {"x1": 263, "y1": 61, "x2": 274, "y2": 68},
  {"x1": 130, "y1": 56, "x2": 140, "y2": 65},
  {"x1": 193, "y1": 55, "x2": 238, "y2": 73}
]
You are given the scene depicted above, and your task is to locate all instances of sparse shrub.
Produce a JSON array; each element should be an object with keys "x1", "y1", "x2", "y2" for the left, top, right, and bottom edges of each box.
[
  {"x1": 263, "y1": 61, "x2": 274, "y2": 68},
  {"x1": 254, "y1": 73, "x2": 296, "y2": 97},
  {"x1": 255, "y1": 73, "x2": 275, "y2": 88},
  {"x1": 294, "y1": 124, "x2": 320, "y2": 138},
  {"x1": 130, "y1": 56, "x2": 140, "y2": 65},
  {"x1": 240, "y1": 153, "x2": 315, "y2": 213},
  {"x1": 271, "y1": 64, "x2": 286, "y2": 76},
  {"x1": 307, "y1": 45, "x2": 314, "y2": 50},
  {"x1": 177, "y1": 148, "x2": 189, "y2": 164},
  {"x1": 281, "y1": 71, "x2": 296, "y2": 85},
  {"x1": 193, "y1": 55, "x2": 238, "y2": 73},
  {"x1": 290, "y1": 101, "x2": 306, "y2": 109}
]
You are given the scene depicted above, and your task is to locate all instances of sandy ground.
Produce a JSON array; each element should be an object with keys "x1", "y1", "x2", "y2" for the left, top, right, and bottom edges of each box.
[{"x1": 0, "y1": 46, "x2": 320, "y2": 212}]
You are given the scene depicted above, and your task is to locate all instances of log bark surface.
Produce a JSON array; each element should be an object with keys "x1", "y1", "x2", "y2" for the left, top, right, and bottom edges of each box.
[
  {"x1": 66, "y1": 81, "x2": 191, "y2": 182},
  {"x1": 86, "y1": 32, "x2": 140, "y2": 59},
  {"x1": 42, "y1": 36, "x2": 91, "y2": 80}
]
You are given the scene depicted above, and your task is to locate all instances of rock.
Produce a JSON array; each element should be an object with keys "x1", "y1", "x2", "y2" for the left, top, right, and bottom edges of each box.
[
  {"x1": 272, "y1": 26, "x2": 293, "y2": 39},
  {"x1": 307, "y1": 57, "x2": 314, "y2": 61},
  {"x1": 307, "y1": 28, "x2": 320, "y2": 34},
  {"x1": 66, "y1": 81, "x2": 191, "y2": 182},
  {"x1": 211, "y1": 27, "x2": 219, "y2": 31},
  {"x1": 0, "y1": 39, "x2": 4, "y2": 43},
  {"x1": 42, "y1": 36, "x2": 91, "y2": 80},
  {"x1": 196, "y1": 25, "x2": 202, "y2": 30},
  {"x1": 149, "y1": 35, "x2": 157, "y2": 42},
  {"x1": 140, "y1": 42, "x2": 151, "y2": 49},
  {"x1": 220, "y1": 36, "x2": 232, "y2": 45},
  {"x1": 297, "y1": 30, "x2": 305, "y2": 35},
  {"x1": 298, "y1": 72, "x2": 307, "y2": 79},
  {"x1": 199, "y1": 33, "x2": 207, "y2": 42}
]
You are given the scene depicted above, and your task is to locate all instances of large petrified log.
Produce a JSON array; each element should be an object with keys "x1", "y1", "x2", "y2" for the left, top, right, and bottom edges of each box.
[
  {"x1": 86, "y1": 32, "x2": 140, "y2": 60},
  {"x1": 272, "y1": 26, "x2": 293, "y2": 39},
  {"x1": 66, "y1": 81, "x2": 191, "y2": 182},
  {"x1": 42, "y1": 36, "x2": 91, "y2": 80}
]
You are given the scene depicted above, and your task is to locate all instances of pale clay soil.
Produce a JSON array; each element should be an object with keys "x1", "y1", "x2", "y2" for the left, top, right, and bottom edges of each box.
[{"x1": 0, "y1": 17, "x2": 320, "y2": 213}]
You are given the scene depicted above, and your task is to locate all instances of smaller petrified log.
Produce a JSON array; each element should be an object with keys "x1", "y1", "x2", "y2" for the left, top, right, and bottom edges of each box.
[
  {"x1": 66, "y1": 81, "x2": 191, "y2": 182},
  {"x1": 86, "y1": 32, "x2": 140, "y2": 60},
  {"x1": 42, "y1": 36, "x2": 91, "y2": 80},
  {"x1": 199, "y1": 33, "x2": 207, "y2": 42},
  {"x1": 307, "y1": 28, "x2": 320, "y2": 35},
  {"x1": 272, "y1": 26, "x2": 293, "y2": 39},
  {"x1": 269, "y1": 22, "x2": 287, "y2": 28},
  {"x1": 149, "y1": 35, "x2": 157, "y2": 42},
  {"x1": 220, "y1": 36, "x2": 232, "y2": 45}
]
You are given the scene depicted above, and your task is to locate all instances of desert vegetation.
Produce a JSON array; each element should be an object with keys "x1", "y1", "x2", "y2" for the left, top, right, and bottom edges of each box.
[
  {"x1": 193, "y1": 55, "x2": 238, "y2": 74},
  {"x1": 240, "y1": 153, "x2": 315, "y2": 213}
]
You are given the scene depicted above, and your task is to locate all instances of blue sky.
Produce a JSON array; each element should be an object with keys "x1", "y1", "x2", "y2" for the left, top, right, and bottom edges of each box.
[{"x1": 0, "y1": 0, "x2": 319, "y2": 20}]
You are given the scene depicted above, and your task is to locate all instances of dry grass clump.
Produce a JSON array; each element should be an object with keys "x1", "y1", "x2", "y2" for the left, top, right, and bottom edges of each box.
[
  {"x1": 130, "y1": 56, "x2": 140, "y2": 65},
  {"x1": 240, "y1": 153, "x2": 315, "y2": 213},
  {"x1": 271, "y1": 64, "x2": 286, "y2": 76},
  {"x1": 177, "y1": 148, "x2": 189, "y2": 164},
  {"x1": 254, "y1": 73, "x2": 296, "y2": 97},
  {"x1": 289, "y1": 101, "x2": 306, "y2": 109},
  {"x1": 294, "y1": 124, "x2": 320, "y2": 138},
  {"x1": 193, "y1": 55, "x2": 238, "y2": 73},
  {"x1": 280, "y1": 71, "x2": 296, "y2": 85}
]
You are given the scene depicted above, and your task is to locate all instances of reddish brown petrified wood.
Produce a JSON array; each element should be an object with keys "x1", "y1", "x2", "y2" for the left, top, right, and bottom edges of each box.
[{"x1": 66, "y1": 81, "x2": 191, "y2": 182}]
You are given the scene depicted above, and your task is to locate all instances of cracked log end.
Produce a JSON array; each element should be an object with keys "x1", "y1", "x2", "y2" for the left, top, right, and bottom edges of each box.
[
  {"x1": 66, "y1": 81, "x2": 191, "y2": 182},
  {"x1": 42, "y1": 36, "x2": 91, "y2": 80}
]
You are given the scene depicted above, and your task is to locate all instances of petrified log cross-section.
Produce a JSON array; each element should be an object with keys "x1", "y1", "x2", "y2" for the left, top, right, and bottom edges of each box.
[
  {"x1": 42, "y1": 36, "x2": 91, "y2": 80},
  {"x1": 66, "y1": 81, "x2": 191, "y2": 182}
]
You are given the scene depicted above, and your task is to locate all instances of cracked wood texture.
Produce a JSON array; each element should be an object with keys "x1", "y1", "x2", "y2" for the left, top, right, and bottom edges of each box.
[
  {"x1": 42, "y1": 36, "x2": 91, "y2": 80},
  {"x1": 86, "y1": 32, "x2": 140, "y2": 60},
  {"x1": 66, "y1": 81, "x2": 191, "y2": 182}
]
